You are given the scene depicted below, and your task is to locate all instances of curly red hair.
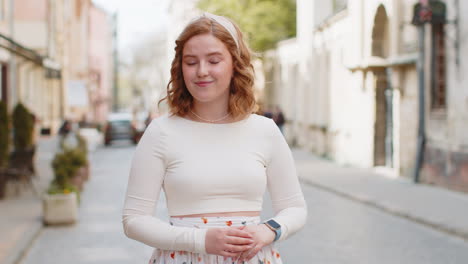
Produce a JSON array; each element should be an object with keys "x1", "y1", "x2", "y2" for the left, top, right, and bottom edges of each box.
[{"x1": 159, "y1": 16, "x2": 257, "y2": 120}]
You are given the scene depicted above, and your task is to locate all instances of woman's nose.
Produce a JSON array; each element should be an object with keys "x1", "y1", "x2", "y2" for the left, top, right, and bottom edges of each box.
[{"x1": 197, "y1": 62, "x2": 208, "y2": 77}]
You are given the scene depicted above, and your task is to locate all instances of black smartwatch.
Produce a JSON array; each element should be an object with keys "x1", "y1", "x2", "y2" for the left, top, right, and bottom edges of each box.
[{"x1": 263, "y1": 219, "x2": 282, "y2": 242}]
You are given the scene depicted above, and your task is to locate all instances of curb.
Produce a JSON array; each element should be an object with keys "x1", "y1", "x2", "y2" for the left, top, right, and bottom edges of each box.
[
  {"x1": 299, "y1": 176, "x2": 468, "y2": 242},
  {"x1": 3, "y1": 221, "x2": 42, "y2": 264}
]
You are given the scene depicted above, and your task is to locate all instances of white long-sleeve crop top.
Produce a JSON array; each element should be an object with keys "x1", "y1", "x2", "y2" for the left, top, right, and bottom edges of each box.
[{"x1": 122, "y1": 113, "x2": 307, "y2": 254}]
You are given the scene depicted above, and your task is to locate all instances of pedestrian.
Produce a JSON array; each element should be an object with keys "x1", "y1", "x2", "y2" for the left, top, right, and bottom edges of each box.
[
  {"x1": 273, "y1": 105, "x2": 285, "y2": 134},
  {"x1": 263, "y1": 105, "x2": 273, "y2": 119},
  {"x1": 122, "y1": 13, "x2": 307, "y2": 264},
  {"x1": 58, "y1": 119, "x2": 71, "y2": 138}
]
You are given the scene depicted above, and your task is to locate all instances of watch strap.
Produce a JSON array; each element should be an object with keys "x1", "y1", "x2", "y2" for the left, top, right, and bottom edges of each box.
[{"x1": 264, "y1": 220, "x2": 281, "y2": 242}]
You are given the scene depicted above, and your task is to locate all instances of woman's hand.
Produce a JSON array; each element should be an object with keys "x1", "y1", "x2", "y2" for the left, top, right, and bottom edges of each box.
[
  {"x1": 205, "y1": 227, "x2": 255, "y2": 258},
  {"x1": 236, "y1": 224, "x2": 275, "y2": 262}
]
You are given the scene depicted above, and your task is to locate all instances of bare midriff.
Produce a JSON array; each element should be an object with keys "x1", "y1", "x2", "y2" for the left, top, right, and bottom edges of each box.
[{"x1": 173, "y1": 211, "x2": 260, "y2": 218}]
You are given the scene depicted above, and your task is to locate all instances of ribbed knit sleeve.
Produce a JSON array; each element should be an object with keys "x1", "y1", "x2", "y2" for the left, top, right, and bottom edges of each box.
[
  {"x1": 122, "y1": 119, "x2": 207, "y2": 253},
  {"x1": 265, "y1": 119, "x2": 307, "y2": 241}
]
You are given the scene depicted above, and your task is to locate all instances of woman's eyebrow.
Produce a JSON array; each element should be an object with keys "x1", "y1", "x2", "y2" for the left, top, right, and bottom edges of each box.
[
  {"x1": 183, "y1": 52, "x2": 223, "y2": 59},
  {"x1": 206, "y1": 52, "x2": 223, "y2": 56}
]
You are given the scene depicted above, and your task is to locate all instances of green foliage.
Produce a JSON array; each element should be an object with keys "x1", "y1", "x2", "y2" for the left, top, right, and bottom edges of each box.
[
  {"x1": 49, "y1": 134, "x2": 88, "y2": 195},
  {"x1": 76, "y1": 133, "x2": 88, "y2": 161},
  {"x1": 12, "y1": 103, "x2": 34, "y2": 151},
  {"x1": 197, "y1": 0, "x2": 296, "y2": 52},
  {"x1": 0, "y1": 101, "x2": 9, "y2": 168}
]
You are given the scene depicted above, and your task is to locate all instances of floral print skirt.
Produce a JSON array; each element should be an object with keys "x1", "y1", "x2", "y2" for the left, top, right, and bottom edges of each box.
[{"x1": 148, "y1": 216, "x2": 283, "y2": 264}]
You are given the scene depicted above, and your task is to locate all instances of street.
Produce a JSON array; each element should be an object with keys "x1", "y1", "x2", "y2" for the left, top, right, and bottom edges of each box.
[{"x1": 18, "y1": 142, "x2": 468, "y2": 264}]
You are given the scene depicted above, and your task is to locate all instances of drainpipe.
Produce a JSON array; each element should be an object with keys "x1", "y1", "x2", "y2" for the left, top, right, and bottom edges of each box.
[{"x1": 412, "y1": 0, "x2": 430, "y2": 183}]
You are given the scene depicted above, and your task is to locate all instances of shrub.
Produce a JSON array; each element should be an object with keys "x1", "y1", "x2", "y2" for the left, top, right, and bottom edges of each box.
[
  {"x1": 12, "y1": 103, "x2": 34, "y2": 151},
  {"x1": 0, "y1": 101, "x2": 9, "y2": 168},
  {"x1": 48, "y1": 135, "x2": 88, "y2": 194},
  {"x1": 76, "y1": 133, "x2": 88, "y2": 160}
]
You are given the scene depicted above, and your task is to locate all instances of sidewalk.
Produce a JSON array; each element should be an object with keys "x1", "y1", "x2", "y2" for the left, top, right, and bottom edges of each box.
[
  {"x1": 0, "y1": 136, "x2": 58, "y2": 264},
  {"x1": 292, "y1": 148, "x2": 468, "y2": 241},
  {"x1": 0, "y1": 128, "x2": 102, "y2": 264}
]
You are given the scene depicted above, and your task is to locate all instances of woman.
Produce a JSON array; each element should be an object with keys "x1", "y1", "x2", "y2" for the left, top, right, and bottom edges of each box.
[{"x1": 122, "y1": 13, "x2": 307, "y2": 264}]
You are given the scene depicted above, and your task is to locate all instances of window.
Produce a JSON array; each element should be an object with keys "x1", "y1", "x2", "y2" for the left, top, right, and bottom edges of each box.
[{"x1": 430, "y1": 23, "x2": 446, "y2": 109}]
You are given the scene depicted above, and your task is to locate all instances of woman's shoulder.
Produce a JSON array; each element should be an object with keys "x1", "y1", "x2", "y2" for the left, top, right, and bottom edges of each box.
[
  {"x1": 149, "y1": 113, "x2": 183, "y2": 125},
  {"x1": 145, "y1": 114, "x2": 173, "y2": 133},
  {"x1": 249, "y1": 114, "x2": 277, "y2": 129}
]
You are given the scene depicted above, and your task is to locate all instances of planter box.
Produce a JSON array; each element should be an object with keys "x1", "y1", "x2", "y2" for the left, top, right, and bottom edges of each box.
[{"x1": 42, "y1": 192, "x2": 78, "y2": 225}]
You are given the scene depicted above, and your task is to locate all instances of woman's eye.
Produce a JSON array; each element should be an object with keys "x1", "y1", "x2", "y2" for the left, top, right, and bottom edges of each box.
[
  {"x1": 185, "y1": 61, "x2": 197, "y2": 66},
  {"x1": 209, "y1": 60, "x2": 220, "y2": 64}
]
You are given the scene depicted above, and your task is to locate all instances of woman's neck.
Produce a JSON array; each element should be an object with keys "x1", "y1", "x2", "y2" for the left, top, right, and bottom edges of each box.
[{"x1": 191, "y1": 101, "x2": 231, "y2": 123}]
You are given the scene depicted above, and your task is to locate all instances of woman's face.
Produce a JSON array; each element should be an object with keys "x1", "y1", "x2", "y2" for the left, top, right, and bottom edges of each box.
[{"x1": 182, "y1": 33, "x2": 234, "y2": 106}]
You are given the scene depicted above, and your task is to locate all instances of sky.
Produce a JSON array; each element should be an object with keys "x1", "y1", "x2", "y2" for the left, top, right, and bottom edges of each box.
[{"x1": 92, "y1": 0, "x2": 170, "y2": 53}]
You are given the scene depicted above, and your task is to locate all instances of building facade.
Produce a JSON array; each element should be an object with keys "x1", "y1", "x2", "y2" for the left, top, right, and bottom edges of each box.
[
  {"x1": 264, "y1": 0, "x2": 468, "y2": 192},
  {"x1": 0, "y1": 0, "x2": 115, "y2": 134},
  {"x1": 88, "y1": 3, "x2": 113, "y2": 123},
  {"x1": 1, "y1": 0, "x2": 62, "y2": 133}
]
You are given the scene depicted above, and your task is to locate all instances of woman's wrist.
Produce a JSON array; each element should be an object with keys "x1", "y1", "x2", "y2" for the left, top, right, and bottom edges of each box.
[{"x1": 260, "y1": 224, "x2": 276, "y2": 244}]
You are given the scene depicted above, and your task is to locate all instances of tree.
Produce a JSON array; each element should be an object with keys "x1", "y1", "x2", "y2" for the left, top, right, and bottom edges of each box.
[{"x1": 197, "y1": 0, "x2": 296, "y2": 52}]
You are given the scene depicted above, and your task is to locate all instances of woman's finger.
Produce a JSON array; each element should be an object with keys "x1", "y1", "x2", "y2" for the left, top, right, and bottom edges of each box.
[
  {"x1": 221, "y1": 250, "x2": 241, "y2": 258},
  {"x1": 236, "y1": 251, "x2": 248, "y2": 263},
  {"x1": 225, "y1": 243, "x2": 254, "y2": 253},
  {"x1": 244, "y1": 245, "x2": 262, "y2": 261},
  {"x1": 227, "y1": 228, "x2": 253, "y2": 238},
  {"x1": 227, "y1": 236, "x2": 254, "y2": 245},
  {"x1": 237, "y1": 243, "x2": 257, "y2": 262}
]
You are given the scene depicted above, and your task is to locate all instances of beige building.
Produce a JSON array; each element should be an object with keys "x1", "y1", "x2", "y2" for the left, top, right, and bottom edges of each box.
[
  {"x1": 264, "y1": 0, "x2": 468, "y2": 192},
  {"x1": 88, "y1": 3, "x2": 114, "y2": 123},
  {"x1": 0, "y1": 0, "x2": 61, "y2": 133},
  {"x1": 0, "y1": 0, "x2": 115, "y2": 134}
]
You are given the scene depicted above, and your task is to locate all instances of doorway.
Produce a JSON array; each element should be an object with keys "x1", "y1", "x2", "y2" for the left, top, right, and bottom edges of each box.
[{"x1": 374, "y1": 68, "x2": 393, "y2": 167}]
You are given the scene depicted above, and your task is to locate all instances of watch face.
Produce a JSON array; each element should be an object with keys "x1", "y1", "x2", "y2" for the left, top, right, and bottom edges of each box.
[{"x1": 267, "y1": 220, "x2": 281, "y2": 229}]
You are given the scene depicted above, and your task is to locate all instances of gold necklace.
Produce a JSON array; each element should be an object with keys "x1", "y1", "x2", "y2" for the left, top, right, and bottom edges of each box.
[{"x1": 190, "y1": 110, "x2": 230, "y2": 123}]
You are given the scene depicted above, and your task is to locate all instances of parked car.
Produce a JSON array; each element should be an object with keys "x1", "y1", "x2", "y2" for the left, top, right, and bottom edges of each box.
[{"x1": 104, "y1": 113, "x2": 138, "y2": 146}]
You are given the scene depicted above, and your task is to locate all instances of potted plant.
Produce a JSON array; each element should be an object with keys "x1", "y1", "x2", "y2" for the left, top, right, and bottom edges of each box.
[
  {"x1": 59, "y1": 131, "x2": 90, "y2": 187},
  {"x1": 75, "y1": 133, "x2": 90, "y2": 182},
  {"x1": 0, "y1": 101, "x2": 9, "y2": 199},
  {"x1": 43, "y1": 137, "x2": 87, "y2": 225}
]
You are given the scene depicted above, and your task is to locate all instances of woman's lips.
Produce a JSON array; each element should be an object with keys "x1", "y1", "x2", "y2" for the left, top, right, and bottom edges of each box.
[{"x1": 195, "y1": 81, "x2": 213, "y2": 87}]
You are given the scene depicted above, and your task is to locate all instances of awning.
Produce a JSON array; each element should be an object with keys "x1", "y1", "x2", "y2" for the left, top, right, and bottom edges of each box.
[
  {"x1": 347, "y1": 53, "x2": 418, "y2": 72},
  {"x1": 0, "y1": 33, "x2": 61, "y2": 79}
]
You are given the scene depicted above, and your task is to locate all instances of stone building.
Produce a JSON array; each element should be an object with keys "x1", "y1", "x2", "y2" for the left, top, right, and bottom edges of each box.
[{"x1": 264, "y1": 0, "x2": 468, "y2": 192}]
